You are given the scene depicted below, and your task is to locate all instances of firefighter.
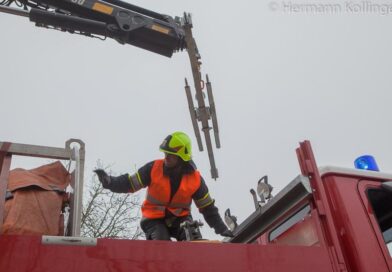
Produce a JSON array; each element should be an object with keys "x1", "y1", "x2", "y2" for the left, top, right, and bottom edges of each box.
[{"x1": 94, "y1": 131, "x2": 233, "y2": 241}]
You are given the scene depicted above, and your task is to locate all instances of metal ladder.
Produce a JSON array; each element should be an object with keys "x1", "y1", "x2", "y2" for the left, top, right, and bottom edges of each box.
[{"x1": 0, "y1": 139, "x2": 85, "y2": 236}]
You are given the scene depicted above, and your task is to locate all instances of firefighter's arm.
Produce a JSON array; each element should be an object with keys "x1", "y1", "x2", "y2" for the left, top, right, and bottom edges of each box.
[
  {"x1": 94, "y1": 169, "x2": 133, "y2": 193},
  {"x1": 193, "y1": 178, "x2": 233, "y2": 237},
  {"x1": 94, "y1": 162, "x2": 153, "y2": 193}
]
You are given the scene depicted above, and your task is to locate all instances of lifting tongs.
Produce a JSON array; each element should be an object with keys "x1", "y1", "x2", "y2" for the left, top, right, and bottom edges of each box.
[{"x1": 182, "y1": 13, "x2": 220, "y2": 180}]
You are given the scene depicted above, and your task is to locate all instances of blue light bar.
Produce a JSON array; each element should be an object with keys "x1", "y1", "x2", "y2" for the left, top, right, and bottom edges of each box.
[{"x1": 354, "y1": 155, "x2": 380, "y2": 171}]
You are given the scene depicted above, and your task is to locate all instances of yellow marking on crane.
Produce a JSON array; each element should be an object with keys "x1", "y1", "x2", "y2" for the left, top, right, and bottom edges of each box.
[
  {"x1": 151, "y1": 24, "x2": 170, "y2": 34},
  {"x1": 92, "y1": 2, "x2": 113, "y2": 15}
]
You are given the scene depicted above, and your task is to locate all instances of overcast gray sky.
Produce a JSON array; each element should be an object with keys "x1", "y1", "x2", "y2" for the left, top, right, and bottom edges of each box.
[{"x1": 1, "y1": 0, "x2": 392, "y2": 239}]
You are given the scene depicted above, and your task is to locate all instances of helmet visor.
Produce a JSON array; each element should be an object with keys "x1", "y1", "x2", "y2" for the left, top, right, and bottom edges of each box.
[{"x1": 159, "y1": 135, "x2": 180, "y2": 154}]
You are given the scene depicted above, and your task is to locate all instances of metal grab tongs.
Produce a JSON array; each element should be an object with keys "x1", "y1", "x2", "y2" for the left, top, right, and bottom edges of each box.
[{"x1": 182, "y1": 13, "x2": 220, "y2": 180}]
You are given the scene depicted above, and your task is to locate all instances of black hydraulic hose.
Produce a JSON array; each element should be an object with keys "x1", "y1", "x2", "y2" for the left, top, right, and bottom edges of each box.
[
  {"x1": 29, "y1": 8, "x2": 108, "y2": 36},
  {"x1": 0, "y1": 5, "x2": 29, "y2": 17}
]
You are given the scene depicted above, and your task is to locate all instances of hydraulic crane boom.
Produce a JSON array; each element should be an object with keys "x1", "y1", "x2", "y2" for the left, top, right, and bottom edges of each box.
[
  {"x1": 0, "y1": 0, "x2": 185, "y2": 57},
  {"x1": 0, "y1": 1, "x2": 221, "y2": 180}
]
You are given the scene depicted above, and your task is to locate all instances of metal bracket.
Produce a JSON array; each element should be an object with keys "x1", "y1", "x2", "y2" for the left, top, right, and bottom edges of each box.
[
  {"x1": 42, "y1": 235, "x2": 96, "y2": 246},
  {"x1": 180, "y1": 220, "x2": 203, "y2": 241}
]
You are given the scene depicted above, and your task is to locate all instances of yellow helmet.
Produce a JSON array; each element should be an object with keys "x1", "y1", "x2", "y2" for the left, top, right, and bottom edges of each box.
[{"x1": 159, "y1": 131, "x2": 192, "y2": 161}]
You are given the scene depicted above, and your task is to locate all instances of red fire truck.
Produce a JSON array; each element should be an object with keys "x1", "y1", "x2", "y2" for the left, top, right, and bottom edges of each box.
[
  {"x1": 0, "y1": 139, "x2": 391, "y2": 271},
  {"x1": 0, "y1": 1, "x2": 391, "y2": 271}
]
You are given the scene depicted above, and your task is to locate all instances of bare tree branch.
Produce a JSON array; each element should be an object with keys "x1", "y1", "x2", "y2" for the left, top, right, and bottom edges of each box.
[{"x1": 81, "y1": 165, "x2": 144, "y2": 239}]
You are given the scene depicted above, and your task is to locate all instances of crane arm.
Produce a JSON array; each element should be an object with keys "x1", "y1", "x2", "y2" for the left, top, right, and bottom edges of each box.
[
  {"x1": 0, "y1": 0, "x2": 186, "y2": 57},
  {"x1": 0, "y1": 2, "x2": 222, "y2": 180}
]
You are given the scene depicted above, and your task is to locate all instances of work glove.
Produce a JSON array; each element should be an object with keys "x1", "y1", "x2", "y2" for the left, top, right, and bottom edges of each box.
[
  {"x1": 93, "y1": 169, "x2": 111, "y2": 189},
  {"x1": 220, "y1": 229, "x2": 234, "y2": 238}
]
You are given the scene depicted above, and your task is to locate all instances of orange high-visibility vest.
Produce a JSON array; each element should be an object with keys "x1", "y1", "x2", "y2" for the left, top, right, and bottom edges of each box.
[{"x1": 142, "y1": 159, "x2": 201, "y2": 219}]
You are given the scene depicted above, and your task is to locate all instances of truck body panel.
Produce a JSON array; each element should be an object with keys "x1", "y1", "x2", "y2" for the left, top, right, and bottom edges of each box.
[
  {"x1": 0, "y1": 235, "x2": 334, "y2": 272},
  {"x1": 322, "y1": 174, "x2": 390, "y2": 272},
  {"x1": 252, "y1": 167, "x2": 392, "y2": 272}
]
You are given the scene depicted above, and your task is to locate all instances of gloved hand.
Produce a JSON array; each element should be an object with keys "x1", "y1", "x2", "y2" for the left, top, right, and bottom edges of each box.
[
  {"x1": 93, "y1": 169, "x2": 111, "y2": 189},
  {"x1": 220, "y1": 229, "x2": 234, "y2": 238}
]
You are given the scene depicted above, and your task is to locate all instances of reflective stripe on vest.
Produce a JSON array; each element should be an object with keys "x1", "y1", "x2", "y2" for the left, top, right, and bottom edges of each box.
[
  {"x1": 146, "y1": 194, "x2": 166, "y2": 206},
  {"x1": 141, "y1": 159, "x2": 201, "y2": 219}
]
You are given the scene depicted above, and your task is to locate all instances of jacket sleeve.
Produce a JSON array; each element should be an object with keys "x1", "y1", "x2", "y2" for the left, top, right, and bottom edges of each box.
[
  {"x1": 193, "y1": 177, "x2": 228, "y2": 234},
  {"x1": 106, "y1": 161, "x2": 154, "y2": 193},
  {"x1": 106, "y1": 174, "x2": 132, "y2": 193}
]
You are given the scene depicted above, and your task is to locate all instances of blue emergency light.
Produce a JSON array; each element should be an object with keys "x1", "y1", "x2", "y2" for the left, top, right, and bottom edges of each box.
[{"x1": 354, "y1": 155, "x2": 380, "y2": 171}]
